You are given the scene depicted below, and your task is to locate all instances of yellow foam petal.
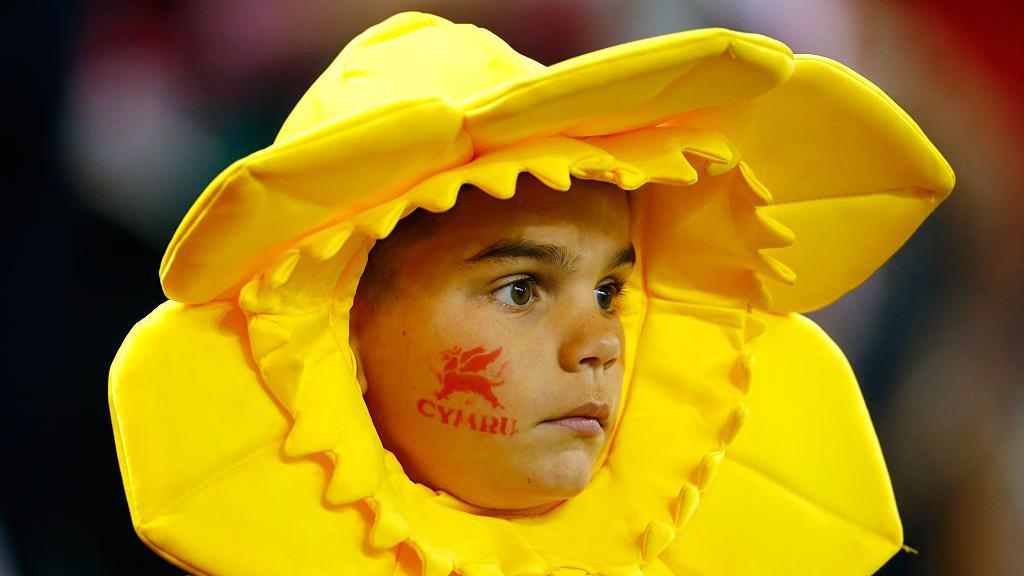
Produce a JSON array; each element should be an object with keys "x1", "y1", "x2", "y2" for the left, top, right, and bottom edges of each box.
[
  {"x1": 161, "y1": 98, "x2": 471, "y2": 304},
  {"x1": 466, "y1": 29, "x2": 793, "y2": 151},
  {"x1": 663, "y1": 312, "x2": 901, "y2": 574},
  {"x1": 761, "y1": 189, "x2": 941, "y2": 312},
  {"x1": 678, "y1": 55, "x2": 953, "y2": 312}
]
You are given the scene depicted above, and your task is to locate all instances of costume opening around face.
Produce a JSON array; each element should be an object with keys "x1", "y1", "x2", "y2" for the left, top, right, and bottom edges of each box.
[{"x1": 109, "y1": 11, "x2": 954, "y2": 576}]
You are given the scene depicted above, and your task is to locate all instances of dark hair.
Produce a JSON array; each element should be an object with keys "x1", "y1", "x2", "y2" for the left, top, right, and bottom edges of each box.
[{"x1": 354, "y1": 205, "x2": 446, "y2": 313}]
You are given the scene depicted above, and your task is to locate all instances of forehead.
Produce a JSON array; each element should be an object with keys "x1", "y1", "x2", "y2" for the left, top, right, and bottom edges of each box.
[
  {"x1": 360, "y1": 177, "x2": 634, "y2": 308},
  {"x1": 440, "y1": 177, "x2": 632, "y2": 246}
]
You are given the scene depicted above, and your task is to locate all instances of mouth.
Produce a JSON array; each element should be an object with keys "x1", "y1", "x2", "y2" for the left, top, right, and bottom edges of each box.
[{"x1": 540, "y1": 401, "x2": 610, "y2": 437}]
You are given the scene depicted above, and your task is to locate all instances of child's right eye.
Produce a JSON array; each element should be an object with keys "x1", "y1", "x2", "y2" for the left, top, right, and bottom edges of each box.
[{"x1": 491, "y1": 277, "x2": 538, "y2": 309}]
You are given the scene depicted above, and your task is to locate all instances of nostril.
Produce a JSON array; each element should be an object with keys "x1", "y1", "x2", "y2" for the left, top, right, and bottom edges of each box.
[{"x1": 578, "y1": 356, "x2": 617, "y2": 370}]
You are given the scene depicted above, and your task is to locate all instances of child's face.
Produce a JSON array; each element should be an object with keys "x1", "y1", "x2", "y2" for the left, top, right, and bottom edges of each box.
[{"x1": 350, "y1": 178, "x2": 633, "y2": 513}]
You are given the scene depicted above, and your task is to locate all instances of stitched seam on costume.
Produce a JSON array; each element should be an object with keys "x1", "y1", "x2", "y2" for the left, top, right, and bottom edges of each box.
[
  {"x1": 110, "y1": 308, "x2": 172, "y2": 526},
  {"x1": 136, "y1": 531, "x2": 214, "y2": 576},
  {"x1": 726, "y1": 452, "x2": 901, "y2": 548},
  {"x1": 796, "y1": 55, "x2": 933, "y2": 146},
  {"x1": 767, "y1": 185, "x2": 931, "y2": 207},
  {"x1": 145, "y1": 438, "x2": 281, "y2": 523},
  {"x1": 468, "y1": 39, "x2": 705, "y2": 111},
  {"x1": 645, "y1": 294, "x2": 748, "y2": 312},
  {"x1": 109, "y1": 392, "x2": 139, "y2": 524}
]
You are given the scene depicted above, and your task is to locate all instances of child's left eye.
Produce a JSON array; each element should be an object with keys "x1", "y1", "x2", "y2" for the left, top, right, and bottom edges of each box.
[{"x1": 594, "y1": 280, "x2": 627, "y2": 312}]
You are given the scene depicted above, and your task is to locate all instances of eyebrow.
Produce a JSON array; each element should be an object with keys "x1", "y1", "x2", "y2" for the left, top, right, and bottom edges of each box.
[
  {"x1": 606, "y1": 245, "x2": 636, "y2": 271},
  {"x1": 463, "y1": 237, "x2": 635, "y2": 273}
]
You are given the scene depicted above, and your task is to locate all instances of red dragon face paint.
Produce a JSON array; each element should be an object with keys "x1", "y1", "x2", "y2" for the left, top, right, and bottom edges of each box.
[
  {"x1": 418, "y1": 345, "x2": 518, "y2": 436},
  {"x1": 433, "y1": 345, "x2": 506, "y2": 408}
]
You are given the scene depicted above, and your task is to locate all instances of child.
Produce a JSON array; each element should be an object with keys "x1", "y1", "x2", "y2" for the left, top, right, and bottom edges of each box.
[{"x1": 110, "y1": 11, "x2": 954, "y2": 576}]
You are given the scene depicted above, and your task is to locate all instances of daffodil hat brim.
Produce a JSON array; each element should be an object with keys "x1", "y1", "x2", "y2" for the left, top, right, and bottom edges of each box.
[
  {"x1": 158, "y1": 12, "x2": 796, "y2": 304},
  {"x1": 112, "y1": 11, "x2": 953, "y2": 576}
]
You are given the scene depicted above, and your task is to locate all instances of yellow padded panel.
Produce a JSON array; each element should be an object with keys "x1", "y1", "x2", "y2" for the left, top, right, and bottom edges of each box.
[
  {"x1": 663, "y1": 312, "x2": 901, "y2": 574},
  {"x1": 109, "y1": 301, "x2": 288, "y2": 526},
  {"x1": 759, "y1": 191, "x2": 940, "y2": 312}
]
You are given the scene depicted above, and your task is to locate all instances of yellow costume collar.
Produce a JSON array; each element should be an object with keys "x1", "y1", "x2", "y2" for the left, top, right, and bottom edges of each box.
[{"x1": 110, "y1": 12, "x2": 953, "y2": 576}]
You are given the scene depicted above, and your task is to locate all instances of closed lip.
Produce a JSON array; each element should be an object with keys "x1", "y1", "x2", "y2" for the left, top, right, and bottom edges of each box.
[{"x1": 543, "y1": 400, "x2": 610, "y2": 427}]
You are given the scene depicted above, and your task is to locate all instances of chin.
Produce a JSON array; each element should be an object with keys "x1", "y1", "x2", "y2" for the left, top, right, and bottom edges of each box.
[
  {"x1": 436, "y1": 446, "x2": 602, "y2": 511},
  {"x1": 530, "y1": 448, "x2": 597, "y2": 498}
]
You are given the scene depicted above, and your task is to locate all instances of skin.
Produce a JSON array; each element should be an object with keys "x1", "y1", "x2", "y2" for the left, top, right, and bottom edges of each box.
[{"x1": 349, "y1": 177, "x2": 634, "y2": 513}]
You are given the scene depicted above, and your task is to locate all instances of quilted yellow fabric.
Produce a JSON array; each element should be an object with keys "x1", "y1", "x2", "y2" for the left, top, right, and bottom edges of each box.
[{"x1": 109, "y1": 12, "x2": 953, "y2": 576}]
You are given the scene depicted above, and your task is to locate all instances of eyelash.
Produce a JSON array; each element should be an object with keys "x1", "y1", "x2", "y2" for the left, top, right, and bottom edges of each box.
[
  {"x1": 490, "y1": 276, "x2": 629, "y2": 312},
  {"x1": 602, "y1": 280, "x2": 629, "y2": 301}
]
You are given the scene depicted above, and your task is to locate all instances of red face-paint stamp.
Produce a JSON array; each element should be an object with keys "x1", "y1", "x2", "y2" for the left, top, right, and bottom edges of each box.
[
  {"x1": 419, "y1": 345, "x2": 518, "y2": 436},
  {"x1": 430, "y1": 345, "x2": 507, "y2": 409},
  {"x1": 416, "y1": 398, "x2": 519, "y2": 436}
]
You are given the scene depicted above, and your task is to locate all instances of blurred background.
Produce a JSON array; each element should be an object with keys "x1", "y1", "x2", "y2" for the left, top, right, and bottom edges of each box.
[{"x1": 3, "y1": 0, "x2": 1021, "y2": 574}]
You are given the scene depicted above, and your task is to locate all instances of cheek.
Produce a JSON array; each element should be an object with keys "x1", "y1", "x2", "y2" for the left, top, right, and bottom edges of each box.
[{"x1": 359, "y1": 307, "x2": 441, "y2": 423}]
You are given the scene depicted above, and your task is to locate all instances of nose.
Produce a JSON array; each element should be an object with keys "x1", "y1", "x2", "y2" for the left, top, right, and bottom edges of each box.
[{"x1": 557, "y1": 310, "x2": 622, "y2": 373}]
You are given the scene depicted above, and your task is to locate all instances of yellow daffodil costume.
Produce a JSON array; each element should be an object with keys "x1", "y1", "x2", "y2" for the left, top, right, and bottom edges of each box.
[{"x1": 109, "y1": 12, "x2": 954, "y2": 576}]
